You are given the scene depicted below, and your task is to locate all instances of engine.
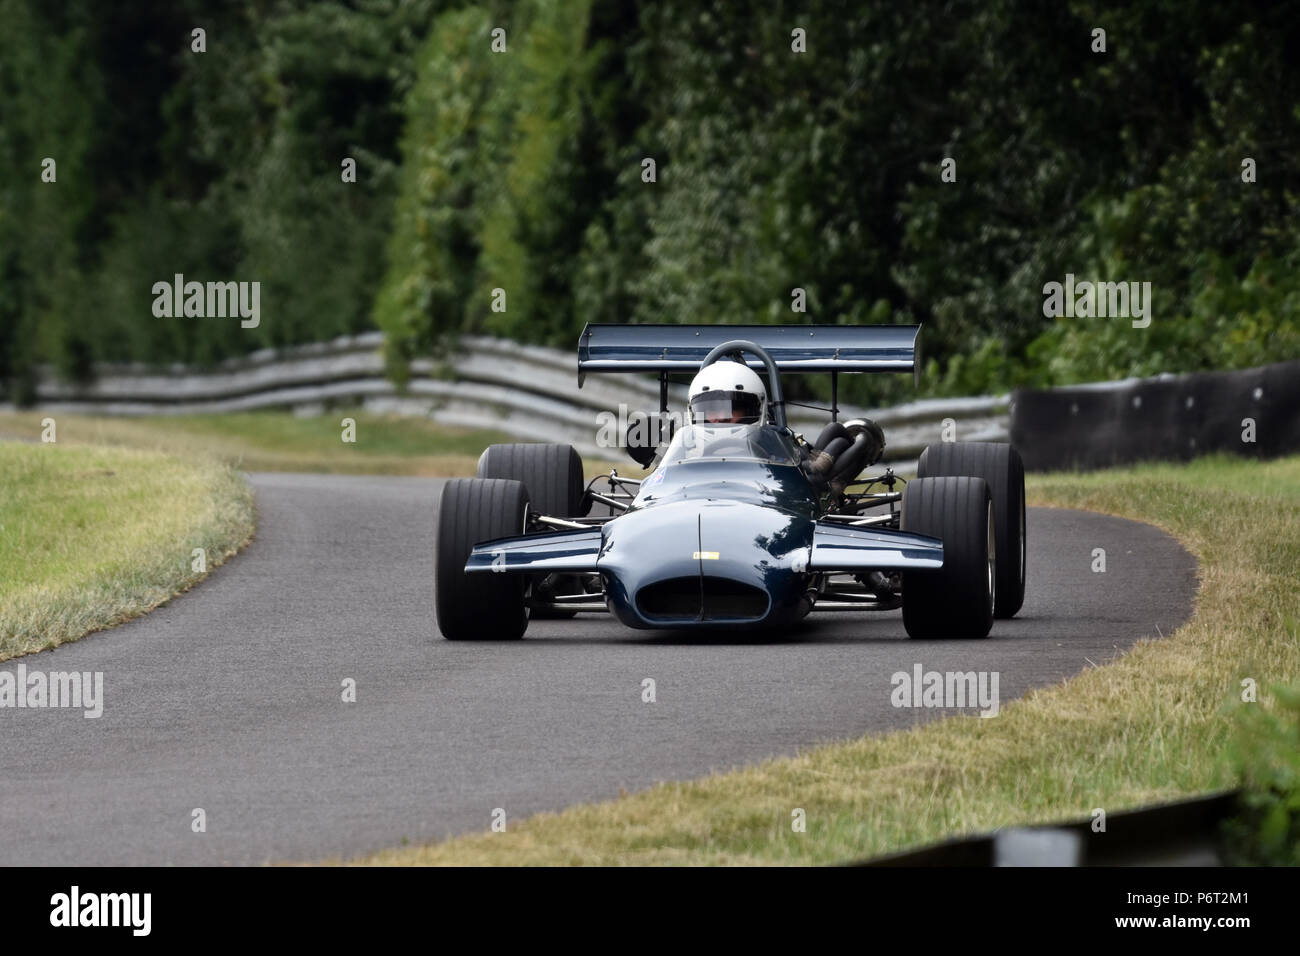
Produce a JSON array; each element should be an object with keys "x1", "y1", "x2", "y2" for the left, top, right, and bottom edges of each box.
[{"x1": 801, "y1": 419, "x2": 886, "y2": 497}]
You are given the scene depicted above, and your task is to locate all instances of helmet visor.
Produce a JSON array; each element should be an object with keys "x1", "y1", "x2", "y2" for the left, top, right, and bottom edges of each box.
[{"x1": 690, "y1": 390, "x2": 763, "y2": 425}]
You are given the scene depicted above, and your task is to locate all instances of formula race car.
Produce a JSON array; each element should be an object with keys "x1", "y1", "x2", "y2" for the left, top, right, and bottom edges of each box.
[{"x1": 435, "y1": 325, "x2": 1026, "y2": 640}]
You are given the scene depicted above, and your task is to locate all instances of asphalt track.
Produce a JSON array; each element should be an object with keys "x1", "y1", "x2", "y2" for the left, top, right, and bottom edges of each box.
[{"x1": 0, "y1": 473, "x2": 1197, "y2": 865}]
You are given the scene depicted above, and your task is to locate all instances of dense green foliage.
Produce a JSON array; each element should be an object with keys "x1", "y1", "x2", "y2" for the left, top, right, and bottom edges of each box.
[
  {"x1": 3, "y1": 1, "x2": 1298, "y2": 404},
  {"x1": 1225, "y1": 677, "x2": 1300, "y2": 865},
  {"x1": 0, "y1": 0, "x2": 437, "y2": 399}
]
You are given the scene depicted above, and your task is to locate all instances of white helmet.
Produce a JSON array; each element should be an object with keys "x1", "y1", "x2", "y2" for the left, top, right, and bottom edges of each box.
[{"x1": 688, "y1": 360, "x2": 767, "y2": 425}]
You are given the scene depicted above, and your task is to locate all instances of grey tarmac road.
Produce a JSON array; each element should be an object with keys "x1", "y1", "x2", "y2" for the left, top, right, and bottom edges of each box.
[{"x1": 0, "y1": 472, "x2": 1197, "y2": 865}]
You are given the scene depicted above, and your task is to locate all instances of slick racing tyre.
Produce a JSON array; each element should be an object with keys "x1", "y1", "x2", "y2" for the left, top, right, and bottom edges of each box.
[
  {"x1": 900, "y1": 476, "x2": 995, "y2": 640},
  {"x1": 477, "y1": 443, "x2": 585, "y2": 517},
  {"x1": 917, "y1": 441, "x2": 1026, "y2": 618},
  {"x1": 435, "y1": 478, "x2": 530, "y2": 640},
  {"x1": 477, "y1": 443, "x2": 587, "y2": 619}
]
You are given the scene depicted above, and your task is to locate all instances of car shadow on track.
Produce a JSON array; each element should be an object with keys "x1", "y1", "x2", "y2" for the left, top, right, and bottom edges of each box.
[
  {"x1": 524, "y1": 613, "x2": 1048, "y2": 646},
  {"x1": 526, "y1": 615, "x2": 922, "y2": 646}
]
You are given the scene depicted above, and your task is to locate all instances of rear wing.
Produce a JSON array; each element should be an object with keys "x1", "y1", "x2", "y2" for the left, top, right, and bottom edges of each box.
[{"x1": 577, "y1": 323, "x2": 921, "y2": 386}]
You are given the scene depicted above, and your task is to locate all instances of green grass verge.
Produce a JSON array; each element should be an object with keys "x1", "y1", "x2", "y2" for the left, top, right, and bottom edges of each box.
[
  {"x1": 0, "y1": 442, "x2": 255, "y2": 661},
  {"x1": 0, "y1": 410, "x2": 625, "y2": 478},
  {"x1": 0, "y1": 410, "x2": 513, "y2": 477},
  {"x1": 343, "y1": 453, "x2": 1300, "y2": 865}
]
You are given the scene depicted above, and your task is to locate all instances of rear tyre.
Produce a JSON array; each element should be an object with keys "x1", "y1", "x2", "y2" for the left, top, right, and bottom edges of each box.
[
  {"x1": 477, "y1": 443, "x2": 584, "y2": 517},
  {"x1": 901, "y1": 476, "x2": 995, "y2": 639},
  {"x1": 917, "y1": 441, "x2": 1026, "y2": 618},
  {"x1": 476, "y1": 442, "x2": 586, "y2": 618},
  {"x1": 435, "y1": 478, "x2": 530, "y2": 640}
]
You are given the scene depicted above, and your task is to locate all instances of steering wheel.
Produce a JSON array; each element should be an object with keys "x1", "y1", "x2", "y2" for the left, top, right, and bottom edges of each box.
[{"x1": 697, "y1": 339, "x2": 788, "y2": 430}]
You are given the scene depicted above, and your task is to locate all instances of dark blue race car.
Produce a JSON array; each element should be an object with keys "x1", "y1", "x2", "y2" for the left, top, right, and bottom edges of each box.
[{"x1": 435, "y1": 325, "x2": 1026, "y2": 640}]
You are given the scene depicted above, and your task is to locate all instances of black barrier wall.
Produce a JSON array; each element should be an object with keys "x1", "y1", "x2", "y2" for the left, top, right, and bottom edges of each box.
[{"x1": 1010, "y1": 360, "x2": 1300, "y2": 471}]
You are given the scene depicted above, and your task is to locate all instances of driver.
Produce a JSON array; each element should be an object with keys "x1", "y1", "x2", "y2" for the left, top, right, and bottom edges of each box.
[{"x1": 687, "y1": 360, "x2": 767, "y2": 425}]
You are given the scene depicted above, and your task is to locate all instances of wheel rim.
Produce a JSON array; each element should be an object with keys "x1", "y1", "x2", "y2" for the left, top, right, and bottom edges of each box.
[
  {"x1": 987, "y1": 501, "x2": 996, "y2": 616},
  {"x1": 521, "y1": 502, "x2": 533, "y2": 622},
  {"x1": 1018, "y1": 498, "x2": 1026, "y2": 588}
]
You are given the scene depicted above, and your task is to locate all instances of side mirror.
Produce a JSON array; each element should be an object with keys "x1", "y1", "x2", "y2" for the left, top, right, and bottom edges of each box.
[
  {"x1": 626, "y1": 413, "x2": 667, "y2": 468},
  {"x1": 628, "y1": 443, "x2": 657, "y2": 468},
  {"x1": 626, "y1": 424, "x2": 658, "y2": 467}
]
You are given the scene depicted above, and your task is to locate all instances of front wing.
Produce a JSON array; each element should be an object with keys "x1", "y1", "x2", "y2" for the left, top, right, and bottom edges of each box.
[
  {"x1": 463, "y1": 523, "x2": 943, "y2": 576},
  {"x1": 807, "y1": 524, "x2": 943, "y2": 571},
  {"x1": 464, "y1": 529, "x2": 602, "y2": 574}
]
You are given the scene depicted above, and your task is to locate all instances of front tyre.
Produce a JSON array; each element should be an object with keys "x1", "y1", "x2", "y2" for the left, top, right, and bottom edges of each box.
[
  {"x1": 901, "y1": 476, "x2": 995, "y2": 639},
  {"x1": 435, "y1": 478, "x2": 530, "y2": 640}
]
